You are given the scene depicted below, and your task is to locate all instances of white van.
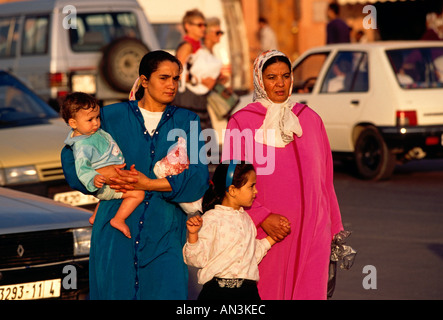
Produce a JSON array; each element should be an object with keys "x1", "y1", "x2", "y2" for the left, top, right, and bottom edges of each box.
[
  {"x1": 139, "y1": 0, "x2": 251, "y2": 93},
  {"x1": 0, "y1": 0, "x2": 160, "y2": 109}
]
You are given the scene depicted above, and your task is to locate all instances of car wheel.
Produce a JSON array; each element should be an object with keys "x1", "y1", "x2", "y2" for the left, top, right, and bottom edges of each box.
[
  {"x1": 354, "y1": 126, "x2": 396, "y2": 180},
  {"x1": 101, "y1": 37, "x2": 149, "y2": 92}
]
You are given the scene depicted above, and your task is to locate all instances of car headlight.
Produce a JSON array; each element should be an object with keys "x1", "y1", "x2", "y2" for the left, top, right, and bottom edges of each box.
[
  {"x1": 73, "y1": 227, "x2": 92, "y2": 256},
  {"x1": 1, "y1": 166, "x2": 39, "y2": 185}
]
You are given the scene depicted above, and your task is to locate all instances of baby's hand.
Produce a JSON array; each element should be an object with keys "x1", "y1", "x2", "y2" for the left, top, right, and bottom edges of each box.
[
  {"x1": 94, "y1": 174, "x2": 106, "y2": 188},
  {"x1": 186, "y1": 215, "x2": 203, "y2": 234}
]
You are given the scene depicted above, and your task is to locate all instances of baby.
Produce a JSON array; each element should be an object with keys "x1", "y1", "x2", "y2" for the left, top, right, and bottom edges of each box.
[{"x1": 61, "y1": 92, "x2": 144, "y2": 238}]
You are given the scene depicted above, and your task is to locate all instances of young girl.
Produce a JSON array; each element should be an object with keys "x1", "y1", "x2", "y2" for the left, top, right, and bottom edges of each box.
[{"x1": 183, "y1": 161, "x2": 290, "y2": 300}]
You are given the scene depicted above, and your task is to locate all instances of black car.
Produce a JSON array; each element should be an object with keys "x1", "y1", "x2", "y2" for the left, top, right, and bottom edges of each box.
[{"x1": 0, "y1": 187, "x2": 92, "y2": 300}]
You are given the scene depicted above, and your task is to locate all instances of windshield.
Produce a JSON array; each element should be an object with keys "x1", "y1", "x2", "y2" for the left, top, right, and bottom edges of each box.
[
  {"x1": 0, "y1": 72, "x2": 58, "y2": 128},
  {"x1": 386, "y1": 47, "x2": 443, "y2": 89},
  {"x1": 69, "y1": 12, "x2": 141, "y2": 52}
]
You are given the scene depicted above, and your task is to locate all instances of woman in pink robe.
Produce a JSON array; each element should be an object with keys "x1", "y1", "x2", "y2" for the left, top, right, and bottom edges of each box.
[{"x1": 222, "y1": 50, "x2": 343, "y2": 299}]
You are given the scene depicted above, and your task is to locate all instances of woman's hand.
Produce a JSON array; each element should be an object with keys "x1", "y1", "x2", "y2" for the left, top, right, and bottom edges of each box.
[
  {"x1": 261, "y1": 213, "x2": 291, "y2": 242},
  {"x1": 109, "y1": 164, "x2": 144, "y2": 192},
  {"x1": 109, "y1": 164, "x2": 172, "y2": 193}
]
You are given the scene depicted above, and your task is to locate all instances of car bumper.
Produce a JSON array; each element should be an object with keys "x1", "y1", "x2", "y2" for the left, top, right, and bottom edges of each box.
[
  {"x1": 0, "y1": 258, "x2": 89, "y2": 300},
  {"x1": 378, "y1": 125, "x2": 443, "y2": 158}
]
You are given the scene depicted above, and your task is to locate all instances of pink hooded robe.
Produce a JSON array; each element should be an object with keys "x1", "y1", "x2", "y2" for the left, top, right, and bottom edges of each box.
[{"x1": 222, "y1": 102, "x2": 343, "y2": 300}]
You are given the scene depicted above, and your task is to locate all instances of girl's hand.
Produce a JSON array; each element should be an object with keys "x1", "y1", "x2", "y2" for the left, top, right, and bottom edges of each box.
[
  {"x1": 187, "y1": 215, "x2": 203, "y2": 234},
  {"x1": 187, "y1": 216, "x2": 203, "y2": 243}
]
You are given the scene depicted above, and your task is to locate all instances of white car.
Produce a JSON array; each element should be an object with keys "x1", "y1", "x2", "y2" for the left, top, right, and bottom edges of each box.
[
  {"x1": 236, "y1": 41, "x2": 443, "y2": 180},
  {"x1": 0, "y1": 0, "x2": 160, "y2": 109}
]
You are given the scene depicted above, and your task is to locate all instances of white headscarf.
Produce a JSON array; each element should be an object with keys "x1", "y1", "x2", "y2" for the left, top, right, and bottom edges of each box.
[{"x1": 253, "y1": 50, "x2": 302, "y2": 148}]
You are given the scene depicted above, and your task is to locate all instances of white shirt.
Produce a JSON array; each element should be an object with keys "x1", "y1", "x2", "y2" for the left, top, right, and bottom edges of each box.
[
  {"x1": 183, "y1": 205, "x2": 271, "y2": 285},
  {"x1": 260, "y1": 25, "x2": 278, "y2": 51},
  {"x1": 138, "y1": 107, "x2": 163, "y2": 136}
]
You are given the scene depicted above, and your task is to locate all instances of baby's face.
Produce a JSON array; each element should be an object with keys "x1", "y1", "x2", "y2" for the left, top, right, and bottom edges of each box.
[{"x1": 70, "y1": 106, "x2": 100, "y2": 137}]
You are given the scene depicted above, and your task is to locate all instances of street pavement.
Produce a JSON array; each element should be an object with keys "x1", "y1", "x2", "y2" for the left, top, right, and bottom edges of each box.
[{"x1": 331, "y1": 159, "x2": 443, "y2": 300}]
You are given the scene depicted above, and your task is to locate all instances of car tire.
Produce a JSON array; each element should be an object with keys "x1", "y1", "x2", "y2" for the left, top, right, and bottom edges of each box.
[
  {"x1": 101, "y1": 37, "x2": 149, "y2": 92},
  {"x1": 354, "y1": 126, "x2": 396, "y2": 180}
]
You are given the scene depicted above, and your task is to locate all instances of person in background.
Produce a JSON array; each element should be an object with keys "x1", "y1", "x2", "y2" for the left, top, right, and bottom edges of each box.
[
  {"x1": 421, "y1": 12, "x2": 443, "y2": 40},
  {"x1": 258, "y1": 17, "x2": 278, "y2": 51},
  {"x1": 326, "y1": 3, "x2": 351, "y2": 44},
  {"x1": 222, "y1": 50, "x2": 344, "y2": 299},
  {"x1": 203, "y1": 16, "x2": 232, "y2": 148},
  {"x1": 174, "y1": 9, "x2": 217, "y2": 131}
]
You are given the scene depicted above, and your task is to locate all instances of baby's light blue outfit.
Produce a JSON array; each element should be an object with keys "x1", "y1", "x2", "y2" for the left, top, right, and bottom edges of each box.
[{"x1": 64, "y1": 128, "x2": 124, "y2": 200}]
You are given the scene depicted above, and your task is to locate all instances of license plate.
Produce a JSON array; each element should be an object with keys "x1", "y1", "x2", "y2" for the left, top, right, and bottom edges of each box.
[
  {"x1": 72, "y1": 74, "x2": 96, "y2": 94},
  {"x1": 0, "y1": 279, "x2": 61, "y2": 300},
  {"x1": 54, "y1": 190, "x2": 99, "y2": 206}
]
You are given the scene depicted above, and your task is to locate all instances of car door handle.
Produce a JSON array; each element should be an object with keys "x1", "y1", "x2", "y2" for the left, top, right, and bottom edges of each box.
[{"x1": 350, "y1": 100, "x2": 359, "y2": 106}]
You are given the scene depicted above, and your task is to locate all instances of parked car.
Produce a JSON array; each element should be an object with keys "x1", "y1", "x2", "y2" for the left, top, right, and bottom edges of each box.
[
  {"x1": 0, "y1": 70, "x2": 98, "y2": 209},
  {"x1": 236, "y1": 41, "x2": 443, "y2": 180},
  {"x1": 0, "y1": 187, "x2": 92, "y2": 300},
  {"x1": 0, "y1": 0, "x2": 160, "y2": 110}
]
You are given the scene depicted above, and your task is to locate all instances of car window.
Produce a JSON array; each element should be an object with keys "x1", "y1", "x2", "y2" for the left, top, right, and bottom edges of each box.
[
  {"x1": 21, "y1": 15, "x2": 49, "y2": 55},
  {"x1": 320, "y1": 51, "x2": 369, "y2": 93},
  {"x1": 152, "y1": 23, "x2": 182, "y2": 52},
  {"x1": 386, "y1": 47, "x2": 443, "y2": 89},
  {"x1": 0, "y1": 73, "x2": 58, "y2": 128},
  {"x1": 292, "y1": 52, "x2": 329, "y2": 93},
  {"x1": 69, "y1": 12, "x2": 141, "y2": 52},
  {"x1": 0, "y1": 16, "x2": 20, "y2": 58}
]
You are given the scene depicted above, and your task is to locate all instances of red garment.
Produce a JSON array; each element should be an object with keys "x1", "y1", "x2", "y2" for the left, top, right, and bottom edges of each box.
[
  {"x1": 183, "y1": 35, "x2": 201, "y2": 53},
  {"x1": 222, "y1": 102, "x2": 343, "y2": 299}
]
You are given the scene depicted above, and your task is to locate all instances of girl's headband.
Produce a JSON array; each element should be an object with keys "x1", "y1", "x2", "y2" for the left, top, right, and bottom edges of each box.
[{"x1": 225, "y1": 161, "x2": 239, "y2": 190}]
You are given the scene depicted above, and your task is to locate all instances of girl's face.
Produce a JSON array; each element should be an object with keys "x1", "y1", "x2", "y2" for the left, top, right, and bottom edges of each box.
[
  {"x1": 141, "y1": 60, "x2": 180, "y2": 108},
  {"x1": 69, "y1": 106, "x2": 100, "y2": 137},
  {"x1": 233, "y1": 170, "x2": 258, "y2": 208},
  {"x1": 262, "y1": 61, "x2": 291, "y2": 103}
]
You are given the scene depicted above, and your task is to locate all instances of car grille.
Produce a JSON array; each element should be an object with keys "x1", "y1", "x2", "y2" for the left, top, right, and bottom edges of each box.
[
  {"x1": 0, "y1": 229, "x2": 73, "y2": 269},
  {"x1": 38, "y1": 164, "x2": 65, "y2": 181}
]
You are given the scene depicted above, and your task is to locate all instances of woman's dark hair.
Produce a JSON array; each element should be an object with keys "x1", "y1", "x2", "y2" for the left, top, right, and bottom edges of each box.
[
  {"x1": 135, "y1": 50, "x2": 183, "y2": 100},
  {"x1": 202, "y1": 161, "x2": 255, "y2": 213},
  {"x1": 262, "y1": 55, "x2": 291, "y2": 74}
]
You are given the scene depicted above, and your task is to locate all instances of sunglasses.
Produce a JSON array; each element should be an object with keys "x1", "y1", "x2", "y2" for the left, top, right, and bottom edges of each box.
[
  {"x1": 215, "y1": 31, "x2": 224, "y2": 36},
  {"x1": 190, "y1": 22, "x2": 207, "y2": 28}
]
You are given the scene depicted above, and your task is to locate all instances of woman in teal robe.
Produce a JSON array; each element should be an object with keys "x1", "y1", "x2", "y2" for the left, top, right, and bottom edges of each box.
[{"x1": 61, "y1": 51, "x2": 208, "y2": 299}]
